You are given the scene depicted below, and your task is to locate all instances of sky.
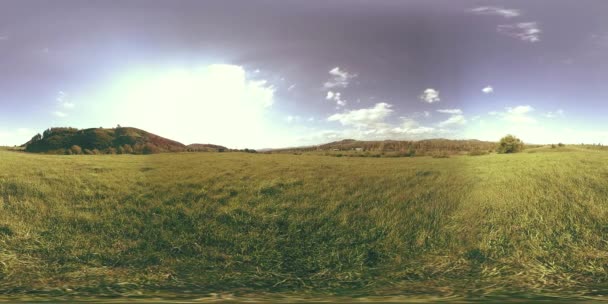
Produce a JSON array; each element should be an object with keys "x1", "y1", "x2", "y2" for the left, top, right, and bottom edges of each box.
[{"x1": 1, "y1": 0, "x2": 607, "y2": 148}]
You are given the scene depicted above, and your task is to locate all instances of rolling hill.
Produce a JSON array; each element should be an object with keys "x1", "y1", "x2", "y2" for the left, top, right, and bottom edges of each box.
[
  {"x1": 271, "y1": 138, "x2": 501, "y2": 156},
  {"x1": 186, "y1": 143, "x2": 228, "y2": 152},
  {"x1": 24, "y1": 127, "x2": 187, "y2": 154}
]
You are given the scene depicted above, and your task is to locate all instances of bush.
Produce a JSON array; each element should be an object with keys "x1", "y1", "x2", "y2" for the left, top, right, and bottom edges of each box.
[
  {"x1": 497, "y1": 135, "x2": 524, "y2": 154},
  {"x1": 142, "y1": 143, "x2": 161, "y2": 154},
  {"x1": 122, "y1": 144, "x2": 134, "y2": 154},
  {"x1": 432, "y1": 152, "x2": 450, "y2": 158},
  {"x1": 70, "y1": 145, "x2": 83, "y2": 155},
  {"x1": 558, "y1": 143, "x2": 565, "y2": 147},
  {"x1": 468, "y1": 150, "x2": 488, "y2": 156}
]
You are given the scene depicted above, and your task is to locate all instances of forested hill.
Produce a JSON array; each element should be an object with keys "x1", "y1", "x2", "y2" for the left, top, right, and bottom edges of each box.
[
  {"x1": 272, "y1": 138, "x2": 499, "y2": 155},
  {"x1": 24, "y1": 127, "x2": 186, "y2": 154}
]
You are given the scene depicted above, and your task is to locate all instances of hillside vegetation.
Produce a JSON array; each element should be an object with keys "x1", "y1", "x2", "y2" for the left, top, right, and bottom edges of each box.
[
  {"x1": 0, "y1": 147, "x2": 607, "y2": 300},
  {"x1": 273, "y1": 139, "x2": 509, "y2": 157},
  {"x1": 186, "y1": 143, "x2": 228, "y2": 152},
  {"x1": 24, "y1": 127, "x2": 186, "y2": 154}
]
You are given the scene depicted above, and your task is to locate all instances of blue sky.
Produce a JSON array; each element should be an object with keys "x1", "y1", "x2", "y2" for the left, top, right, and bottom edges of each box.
[{"x1": 1, "y1": 0, "x2": 607, "y2": 148}]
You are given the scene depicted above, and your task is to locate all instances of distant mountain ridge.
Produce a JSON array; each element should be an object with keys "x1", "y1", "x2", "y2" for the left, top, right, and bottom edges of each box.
[
  {"x1": 186, "y1": 143, "x2": 228, "y2": 152},
  {"x1": 22, "y1": 127, "x2": 500, "y2": 156},
  {"x1": 271, "y1": 138, "x2": 498, "y2": 155},
  {"x1": 24, "y1": 127, "x2": 188, "y2": 154}
]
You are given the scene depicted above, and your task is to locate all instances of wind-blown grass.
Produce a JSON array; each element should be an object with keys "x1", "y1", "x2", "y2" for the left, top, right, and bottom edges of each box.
[{"x1": 0, "y1": 147, "x2": 607, "y2": 300}]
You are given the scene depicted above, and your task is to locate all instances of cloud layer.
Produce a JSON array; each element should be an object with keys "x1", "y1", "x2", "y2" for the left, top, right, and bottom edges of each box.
[
  {"x1": 498, "y1": 22, "x2": 541, "y2": 42},
  {"x1": 469, "y1": 6, "x2": 521, "y2": 18}
]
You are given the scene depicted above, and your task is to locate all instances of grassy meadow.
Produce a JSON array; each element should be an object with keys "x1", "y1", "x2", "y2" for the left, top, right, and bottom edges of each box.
[{"x1": 1, "y1": 146, "x2": 608, "y2": 300}]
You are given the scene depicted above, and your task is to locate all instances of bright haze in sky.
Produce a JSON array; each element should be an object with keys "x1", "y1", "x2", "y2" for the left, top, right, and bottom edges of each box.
[{"x1": 1, "y1": 0, "x2": 607, "y2": 148}]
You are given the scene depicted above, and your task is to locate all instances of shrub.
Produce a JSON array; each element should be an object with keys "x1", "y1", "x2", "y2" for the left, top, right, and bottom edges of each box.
[
  {"x1": 432, "y1": 152, "x2": 450, "y2": 158},
  {"x1": 468, "y1": 150, "x2": 488, "y2": 156},
  {"x1": 558, "y1": 142, "x2": 565, "y2": 147},
  {"x1": 83, "y1": 149, "x2": 94, "y2": 155},
  {"x1": 497, "y1": 135, "x2": 524, "y2": 154},
  {"x1": 143, "y1": 143, "x2": 161, "y2": 154},
  {"x1": 70, "y1": 145, "x2": 82, "y2": 155},
  {"x1": 122, "y1": 144, "x2": 134, "y2": 154}
]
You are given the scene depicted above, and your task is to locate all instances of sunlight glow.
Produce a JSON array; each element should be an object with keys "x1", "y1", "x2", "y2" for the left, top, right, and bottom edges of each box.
[{"x1": 100, "y1": 64, "x2": 277, "y2": 148}]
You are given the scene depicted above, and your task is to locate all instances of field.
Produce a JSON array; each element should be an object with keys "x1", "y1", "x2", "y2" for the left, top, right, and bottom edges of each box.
[{"x1": 1, "y1": 147, "x2": 607, "y2": 301}]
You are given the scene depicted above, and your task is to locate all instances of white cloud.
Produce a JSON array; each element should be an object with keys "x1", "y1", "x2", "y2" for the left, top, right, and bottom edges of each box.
[
  {"x1": 490, "y1": 105, "x2": 536, "y2": 123},
  {"x1": 482, "y1": 86, "x2": 494, "y2": 94},
  {"x1": 324, "y1": 67, "x2": 357, "y2": 89},
  {"x1": 507, "y1": 105, "x2": 533, "y2": 115},
  {"x1": 498, "y1": 22, "x2": 541, "y2": 42},
  {"x1": 436, "y1": 109, "x2": 467, "y2": 128},
  {"x1": 391, "y1": 118, "x2": 436, "y2": 135},
  {"x1": 420, "y1": 88, "x2": 440, "y2": 103},
  {"x1": 328, "y1": 102, "x2": 393, "y2": 127},
  {"x1": 544, "y1": 109, "x2": 565, "y2": 118},
  {"x1": 0, "y1": 35, "x2": 7, "y2": 41},
  {"x1": 325, "y1": 90, "x2": 347, "y2": 107},
  {"x1": 437, "y1": 109, "x2": 463, "y2": 114},
  {"x1": 53, "y1": 111, "x2": 67, "y2": 117},
  {"x1": 438, "y1": 114, "x2": 467, "y2": 127},
  {"x1": 286, "y1": 115, "x2": 300, "y2": 123},
  {"x1": 469, "y1": 6, "x2": 521, "y2": 18},
  {"x1": 287, "y1": 84, "x2": 296, "y2": 91},
  {"x1": 56, "y1": 91, "x2": 75, "y2": 109}
]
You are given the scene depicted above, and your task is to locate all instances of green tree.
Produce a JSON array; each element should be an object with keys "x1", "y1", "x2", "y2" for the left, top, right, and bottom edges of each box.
[
  {"x1": 497, "y1": 135, "x2": 524, "y2": 154},
  {"x1": 143, "y1": 143, "x2": 160, "y2": 154},
  {"x1": 122, "y1": 144, "x2": 134, "y2": 154}
]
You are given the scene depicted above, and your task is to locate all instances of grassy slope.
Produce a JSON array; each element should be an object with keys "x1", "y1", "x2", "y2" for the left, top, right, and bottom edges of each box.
[{"x1": 0, "y1": 148, "x2": 607, "y2": 298}]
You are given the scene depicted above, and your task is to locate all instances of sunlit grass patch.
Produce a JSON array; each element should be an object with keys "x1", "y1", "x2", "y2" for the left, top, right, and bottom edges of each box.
[{"x1": 0, "y1": 148, "x2": 607, "y2": 299}]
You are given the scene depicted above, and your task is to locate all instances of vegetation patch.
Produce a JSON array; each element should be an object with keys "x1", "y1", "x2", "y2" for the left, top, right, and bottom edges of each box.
[{"x1": 0, "y1": 148, "x2": 607, "y2": 299}]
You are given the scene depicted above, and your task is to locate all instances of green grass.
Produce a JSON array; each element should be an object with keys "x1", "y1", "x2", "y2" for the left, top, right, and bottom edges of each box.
[{"x1": 1, "y1": 148, "x2": 607, "y2": 300}]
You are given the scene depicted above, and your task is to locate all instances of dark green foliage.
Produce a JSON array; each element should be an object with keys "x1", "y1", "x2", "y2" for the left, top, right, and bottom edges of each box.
[
  {"x1": 142, "y1": 143, "x2": 161, "y2": 154},
  {"x1": 497, "y1": 135, "x2": 524, "y2": 154},
  {"x1": 23, "y1": 127, "x2": 187, "y2": 155}
]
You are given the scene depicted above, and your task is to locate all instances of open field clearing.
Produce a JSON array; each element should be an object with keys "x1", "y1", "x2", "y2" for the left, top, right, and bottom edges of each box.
[{"x1": 1, "y1": 148, "x2": 608, "y2": 301}]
